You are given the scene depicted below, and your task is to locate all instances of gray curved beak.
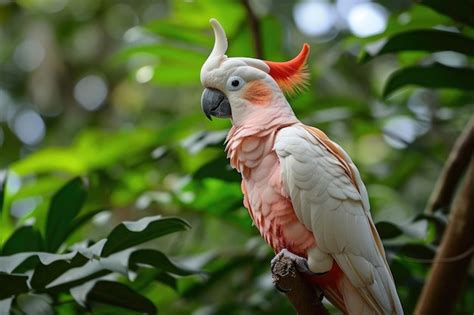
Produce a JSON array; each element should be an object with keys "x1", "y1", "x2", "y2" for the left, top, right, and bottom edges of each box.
[{"x1": 201, "y1": 88, "x2": 232, "y2": 120}]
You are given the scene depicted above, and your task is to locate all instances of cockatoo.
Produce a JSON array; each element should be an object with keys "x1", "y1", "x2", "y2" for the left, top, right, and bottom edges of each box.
[{"x1": 200, "y1": 19, "x2": 403, "y2": 315}]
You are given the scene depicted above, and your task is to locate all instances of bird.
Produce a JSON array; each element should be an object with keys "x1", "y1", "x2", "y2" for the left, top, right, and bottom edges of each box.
[{"x1": 200, "y1": 18, "x2": 403, "y2": 315}]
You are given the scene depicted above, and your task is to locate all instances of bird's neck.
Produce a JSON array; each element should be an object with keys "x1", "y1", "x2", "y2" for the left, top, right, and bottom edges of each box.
[{"x1": 225, "y1": 112, "x2": 299, "y2": 176}]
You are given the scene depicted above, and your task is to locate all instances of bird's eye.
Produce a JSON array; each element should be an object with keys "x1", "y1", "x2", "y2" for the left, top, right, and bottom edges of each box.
[{"x1": 227, "y1": 76, "x2": 244, "y2": 91}]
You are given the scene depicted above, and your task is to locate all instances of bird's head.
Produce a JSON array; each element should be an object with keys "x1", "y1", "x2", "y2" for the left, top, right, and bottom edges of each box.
[{"x1": 200, "y1": 19, "x2": 310, "y2": 126}]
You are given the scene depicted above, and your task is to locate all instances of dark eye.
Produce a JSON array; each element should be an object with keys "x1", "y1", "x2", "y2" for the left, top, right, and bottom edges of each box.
[
  {"x1": 227, "y1": 76, "x2": 244, "y2": 91},
  {"x1": 231, "y1": 80, "x2": 240, "y2": 87}
]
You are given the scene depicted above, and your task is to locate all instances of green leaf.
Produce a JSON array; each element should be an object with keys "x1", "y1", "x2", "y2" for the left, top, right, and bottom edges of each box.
[
  {"x1": 399, "y1": 243, "x2": 436, "y2": 260},
  {"x1": 0, "y1": 297, "x2": 13, "y2": 315},
  {"x1": 169, "y1": 0, "x2": 245, "y2": 31},
  {"x1": 414, "y1": 212, "x2": 448, "y2": 241},
  {"x1": 187, "y1": 180, "x2": 242, "y2": 215},
  {"x1": 0, "y1": 252, "x2": 73, "y2": 274},
  {"x1": 361, "y1": 29, "x2": 474, "y2": 62},
  {"x1": 414, "y1": 212, "x2": 448, "y2": 227},
  {"x1": 30, "y1": 252, "x2": 89, "y2": 289},
  {"x1": 113, "y1": 44, "x2": 205, "y2": 66},
  {"x1": 16, "y1": 293, "x2": 53, "y2": 315},
  {"x1": 39, "y1": 238, "x2": 193, "y2": 292},
  {"x1": 194, "y1": 157, "x2": 241, "y2": 182},
  {"x1": 11, "y1": 128, "x2": 158, "y2": 176},
  {"x1": 87, "y1": 280, "x2": 157, "y2": 315},
  {"x1": 45, "y1": 177, "x2": 88, "y2": 252},
  {"x1": 129, "y1": 249, "x2": 199, "y2": 276},
  {"x1": 101, "y1": 216, "x2": 190, "y2": 257},
  {"x1": 44, "y1": 249, "x2": 138, "y2": 291},
  {"x1": 420, "y1": 0, "x2": 474, "y2": 27},
  {"x1": 154, "y1": 272, "x2": 177, "y2": 290},
  {"x1": 145, "y1": 21, "x2": 212, "y2": 46},
  {"x1": 0, "y1": 273, "x2": 29, "y2": 299},
  {"x1": 151, "y1": 64, "x2": 200, "y2": 85},
  {"x1": 40, "y1": 240, "x2": 108, "y2": 290},
  {"x1": 383, "y1": 63, "x2": 474, "y2": 98},
  {"x1": 2, "y1": 226, "x2": 44, "y2": 255},
  {"x1": 375, "y1": 221, "x2": 404, "y2": 239},
  {"x1": 11, "y1": 148, "x2": 87, "y2": 176},
  {"x1": 11, "y1": 176, "x2": 67, "y2": 206}
]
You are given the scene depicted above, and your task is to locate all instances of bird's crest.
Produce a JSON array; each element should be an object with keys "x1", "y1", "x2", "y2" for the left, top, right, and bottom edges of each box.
[{"x1": 264, "y1": 44, "x2": 310, "y2": 94}]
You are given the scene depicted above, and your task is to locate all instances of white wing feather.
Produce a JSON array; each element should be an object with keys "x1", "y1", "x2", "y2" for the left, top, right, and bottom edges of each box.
[{"x1": 275, "y1": 125, "x2": 403, "y2": 315}]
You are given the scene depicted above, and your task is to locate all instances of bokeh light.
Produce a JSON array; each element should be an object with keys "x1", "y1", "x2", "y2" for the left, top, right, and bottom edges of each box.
[
  {"x1": 93, "y1": 211, "x2": 112, "y2": 226},
  {"x1": 336, "y1": 0, "x2": 367, "y2": 20},
  {"x1": 74, "y1": 75, "x2": 108, "y2": 111},
  {"x1": 294, "y1": 0, "x2": 389, "y2": 39},
  {"x1": 0, "y1": 88, "x2": 13, "y2": 122},
  {"x1": 13, "y1": 38, "x2": 45, "y2": 72},
  {"x1": 13, "y1": 110, "x2": 46, "y2": 145},
  {"x1": 347, "y1": 2, "x2": 388, "y2": 37},
  {"x1": 383, "y1": 116, "x2": 418, "y2": 149},
  {"x1": 357, "y1": 134, "x2": 390, "y2": 164},
  {"x1": 135, "y1": 65, "x2": 154, "y2": 83},
  {"x1": 293, "y1": 0, "x2": 338, "y2": 37},
  {"x1": 407, "y1": 89, "x2": 432, "y2": 119},
  {"x1": 10, "y1": 196, "x2": 41, "y2": 218}
]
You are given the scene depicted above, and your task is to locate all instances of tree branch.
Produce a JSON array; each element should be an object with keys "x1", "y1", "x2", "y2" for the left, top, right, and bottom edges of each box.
[
  {"x1": 241, "y1": 0, "x2": 264, "y2": 59},
  {"x1": 271, "y1": 255, "x2": 329, "y2": 315},
  {"x1": 414, "y1": 154, "x2": 474, "y2": 314},
  {"x1": 426, "y1": 117, "x2": 474, "y2": 213}
]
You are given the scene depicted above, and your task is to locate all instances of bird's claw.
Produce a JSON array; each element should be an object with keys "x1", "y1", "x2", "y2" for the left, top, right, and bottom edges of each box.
[{"x1": 271, "y1": 248, "x2": 312, "y2": 275}]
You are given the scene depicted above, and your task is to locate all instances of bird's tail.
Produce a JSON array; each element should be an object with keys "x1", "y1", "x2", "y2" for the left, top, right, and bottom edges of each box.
[
  {"x1": 337, "y1": 272, "x2": 403, "y2": 315},
  {"x1": 310, "y1": 270, "x2": 403, "y2": 315}
]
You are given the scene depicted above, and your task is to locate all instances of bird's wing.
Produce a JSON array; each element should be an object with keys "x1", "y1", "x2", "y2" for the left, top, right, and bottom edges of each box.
[{"x1": 275, "y1": 124, "x2": 403, "y2": 315}]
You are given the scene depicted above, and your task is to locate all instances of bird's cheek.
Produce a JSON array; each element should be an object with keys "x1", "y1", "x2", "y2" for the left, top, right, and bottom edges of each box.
[{"x1": 242, "y1": 81, "x2": 273, "y2": 106}]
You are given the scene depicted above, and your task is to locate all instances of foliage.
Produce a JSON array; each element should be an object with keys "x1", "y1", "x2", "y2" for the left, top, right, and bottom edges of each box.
[
  {"x1": 0, "y1": 0, "x2": 473, "y2": 314},
  {"x1": 0, "y1": 177, "x2": 197, "y2": 314}
]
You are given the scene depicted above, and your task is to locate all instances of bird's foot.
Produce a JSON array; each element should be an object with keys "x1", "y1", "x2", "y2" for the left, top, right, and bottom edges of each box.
[
  {"x1": 271, "y1": 249, "x2": 329, "y2": 293},
  {"x1": 271, "y1": 248, "x2": 312, "y2": 275}
]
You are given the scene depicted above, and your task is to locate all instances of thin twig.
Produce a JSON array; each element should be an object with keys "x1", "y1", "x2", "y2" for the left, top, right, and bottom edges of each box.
[
  {"x1": 241, "y1": 0, "x2": 264, "y2": 59},
  {"x1": 414, "y1": 155, "x2": 474, "y2": 315},
  {"x1": 396, "y1": 245, "x2": 474, "y2": 264},
  {"x1": 271, "y1": 255, "x2": 329, "y2": 315},
  {"x1": 426, "y1": 117, "x2": 474, "y2": 213}
]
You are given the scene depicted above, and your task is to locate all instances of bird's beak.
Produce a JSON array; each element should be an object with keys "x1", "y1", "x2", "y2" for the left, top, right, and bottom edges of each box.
[{"x1": 201, "y1": 88, "x2": 232, "y2": 120}]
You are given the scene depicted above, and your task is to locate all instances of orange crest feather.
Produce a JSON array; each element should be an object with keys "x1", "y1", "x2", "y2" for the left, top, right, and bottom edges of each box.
[{"x1": 264, "y1": 44, "x2": 310, "y2": 94}]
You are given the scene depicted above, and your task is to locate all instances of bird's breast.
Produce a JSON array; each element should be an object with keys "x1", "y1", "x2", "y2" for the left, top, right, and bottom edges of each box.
[{"x1": 241, "y1": 150, "x2": 315, "y2": 256}]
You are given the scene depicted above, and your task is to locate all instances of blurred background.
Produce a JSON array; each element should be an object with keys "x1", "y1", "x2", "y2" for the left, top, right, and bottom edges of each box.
[{"x1": 0, "y1": 0, "x2": 473, "y2": 314}]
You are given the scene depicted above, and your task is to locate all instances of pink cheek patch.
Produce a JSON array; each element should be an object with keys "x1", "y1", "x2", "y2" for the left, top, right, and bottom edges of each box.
[{"x1": 242, "y1": 81, "x2": 273, "y2": 106}]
